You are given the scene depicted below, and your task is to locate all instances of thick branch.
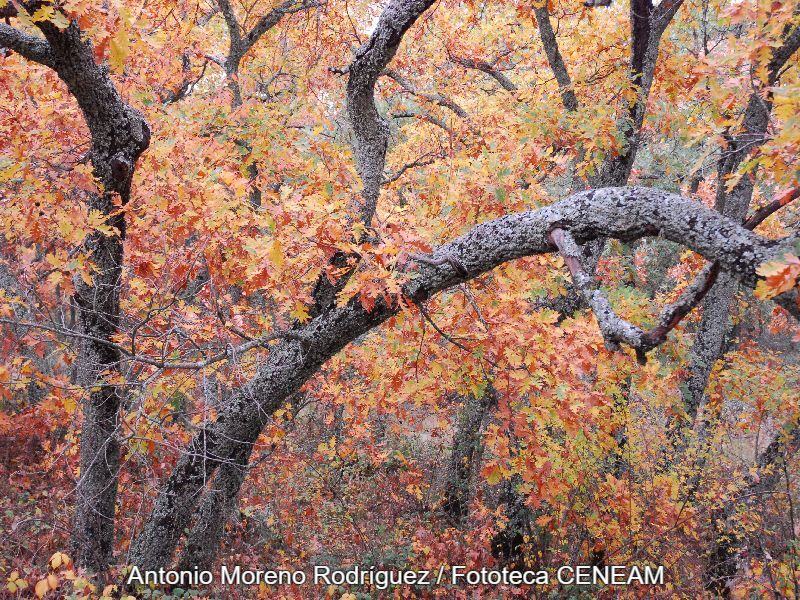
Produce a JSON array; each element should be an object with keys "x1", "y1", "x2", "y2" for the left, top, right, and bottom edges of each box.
[
  {"x1": 130, "y1": 185, "x2": 798, "y2": 570},
  {"x1": 309, "y1": 0, "x2": 437, "y2": 316},
  {"x1": 767, "y1": 18, "x2": 800, "y2": 84},
  {"x1": 0, "y1": 23, "x2": 54, "y2": 67},
  {"x1": 548, "y1": 187, "x2": 798, "y2": 360},
  {"x1": 242, "y1": 0, "x2": 324, "y2": 54},
  {"x1": 216, "y1": 0, "x2": 242, "y2": 47},
  {"x1": 346, "y1": 0, "x2": 437, "y2": 225}
]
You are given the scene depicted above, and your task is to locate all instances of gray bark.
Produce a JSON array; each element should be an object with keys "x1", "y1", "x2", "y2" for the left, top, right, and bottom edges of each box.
[
  {"x1": 171, "y1": 0, "x2": 435, "y2": 569},
  {"x1": 312, "y1": 0, "x2": 435, "y2": 316},
  {"x1": 681, "y1": 17, "x2": 800, "y2": 422},
  {"x1": 535, "y1": 0, "x2": 684, "y2": 315},
  {"x1": 3, "y1": 15, "x2": 150, "y2": 571},
  {"x1": 533, "y1": 6, "x2": 578, "y2": 112},
  {"x1": 681, "y1": 19, "x2": 800, "y2": 594},
  {"x1": 442, "y1": 389, "x2": 496, "y2": 525},
  {"x1": 346, "y1": 0, "x2": 436, "y2": 225}
]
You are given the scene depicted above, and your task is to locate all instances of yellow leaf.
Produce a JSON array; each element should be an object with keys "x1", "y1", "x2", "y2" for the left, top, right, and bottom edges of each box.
[
  {"x1": 109, "y1": 11, "x2": 131, "y2": 74},
  {"x1": 50, "y1": 551, "x2": 71, "y2": 570},
  {"x1": 218, "y1": 171, "x2": 235, "y2": 187},
  {"x1": 31, "y1": 5, "x2": 55, "y2": 22},
  {"x1": 47, "y1": 271, "x2": 64, "y2": 288},
  {"x1": 290, "y1": 302, "x2": 311, "y2": 323},
  {"x1": 35, "y1": 577, "x2": 50, "y2": 598},
  {"x1": 62, "y1": 397, "x2": 78, "y2": 414},
  {"x1": 269, "y1": 238, "x2": 284, "y2": 267},
  {"x1": 49, "y1": 10, "x2": 70, "y2": 29},
  {"x1": 484, "y1": 463, "x2": 503, "y2": 485}
]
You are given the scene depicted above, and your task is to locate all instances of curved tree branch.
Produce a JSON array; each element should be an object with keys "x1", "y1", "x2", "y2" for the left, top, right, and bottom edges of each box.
[
  {"x1": 129, "y1": 185, "x2": 798, "y2": 570},
  {"x1": 310, "y1": 0, "x2": 437, "y2": 317},
  {"x1": 346, "y1": 0, "x2": 437, "y2": 225},
  {"x1": 383, "y1": 68, "x2": 468, "y2": 118},
  {"x1": 0, "y1": 23, "x2": 54, "y2": 67}
]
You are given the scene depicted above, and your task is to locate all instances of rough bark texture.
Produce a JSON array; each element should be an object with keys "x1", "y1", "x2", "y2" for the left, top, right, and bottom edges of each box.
[
  {"x1": 157, "y1": 0, "x2": 437, "y2": 569},
  {"x1": 129, "y1": 186, "x2": 800, "y2": 569},
  {"x1": 536, "y1": 0, "x2": 683, "y2": 315},
  {"x1": 346, "y1": 0, "x2": 436, "y2": 225},
  {"x1": 591, "y1": 0, "x2": 684, "y2": 187},
  {"x1": 312, "y1": 0, "x2": 435, "y2": 317},
  {"x1": 174, "y1": 440, "x2": 254, "y2": 572},
  {"x1": 442, "y1": 389, "x2": 496, "y2": 525},
  {"x1": 681, "y1": 17, "x2": 800, "y2": 422},
  {"x1": 3, "y1": 15, "x2": 150, "y2": 571},
  {"x1": 533, "y1": 6, "x2": 578, "y2": 112}
]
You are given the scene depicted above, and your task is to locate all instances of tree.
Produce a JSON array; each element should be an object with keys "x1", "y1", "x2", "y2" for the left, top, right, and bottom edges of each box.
[{"x1": 1, "y1": 0, "x2": 799, "y2": 597}]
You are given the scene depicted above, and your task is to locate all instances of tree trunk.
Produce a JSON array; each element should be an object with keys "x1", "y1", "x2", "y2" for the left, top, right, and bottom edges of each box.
[
  {"x1": 442, "y1": 389, "x2": 496, "y2": 525},
  {"x1": 24, "y1": 20, "x2": 152, "y2": 572},
  {"x1": 72, "y1": 224, "x2": 125, "y2": 571}
]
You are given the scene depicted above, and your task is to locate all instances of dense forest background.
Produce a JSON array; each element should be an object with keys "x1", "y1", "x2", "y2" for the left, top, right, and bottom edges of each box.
[{"x1": 1, "y1": 0, "x2": 799, "y2": 597}]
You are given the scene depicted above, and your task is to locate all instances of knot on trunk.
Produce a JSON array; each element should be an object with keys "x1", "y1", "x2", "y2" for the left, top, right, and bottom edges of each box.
[{"x1": 110, "y1": 152, "x2": 131, "y2": 182}]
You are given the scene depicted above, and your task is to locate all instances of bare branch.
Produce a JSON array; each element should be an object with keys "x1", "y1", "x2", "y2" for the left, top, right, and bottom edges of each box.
[
  {"x1": 391, "y1": 109, "x2": 451, "y2": 131},
  {"x1": 451, "y1": 55, "x2": 518, "y2": 91},
  {"x1": 242, "y1": 0, "x2": 324, "y2": 54},
  {"x1": 0, "y1": 317, "x2": 307, "y2": 370},
  {"x1": 533, "y1": 6, "x2": 578, "y2": 112},
  {"x1": 383, "y1": 153, "x2": 443, "y2": 184},
  {"x1": 383, "y1": 68, "x2": 468, "y2": 118}
]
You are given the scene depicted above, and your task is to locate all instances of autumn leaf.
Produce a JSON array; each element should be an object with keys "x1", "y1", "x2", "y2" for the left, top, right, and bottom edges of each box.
[
  {"x1": 755, "y1": 253, "x2": 800, "y2": 299},
  {"x1": 109, "y1": 10, "x2": 131, "y2": 74}
]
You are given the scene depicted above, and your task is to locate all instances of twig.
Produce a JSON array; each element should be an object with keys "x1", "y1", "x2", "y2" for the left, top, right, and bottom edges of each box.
[{"x1": 0, "y1": 317, "x2": 307, "y2": 370}]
